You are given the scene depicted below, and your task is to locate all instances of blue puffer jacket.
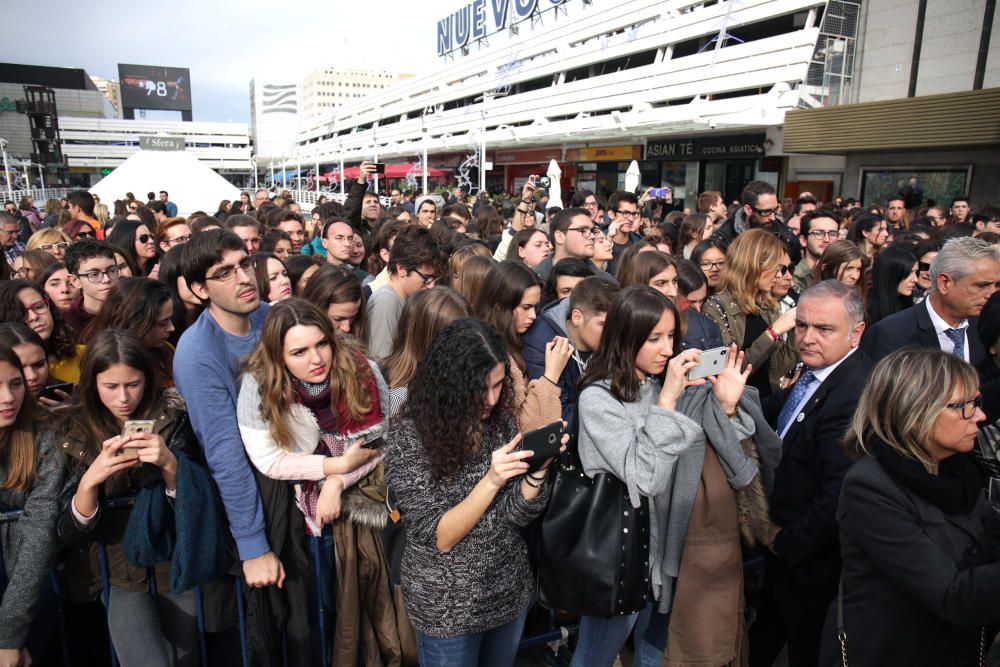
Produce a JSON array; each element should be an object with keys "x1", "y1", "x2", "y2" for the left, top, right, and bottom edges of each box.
[{"x1": 522, "y1": 298, "x2": 590, "y2": 426}]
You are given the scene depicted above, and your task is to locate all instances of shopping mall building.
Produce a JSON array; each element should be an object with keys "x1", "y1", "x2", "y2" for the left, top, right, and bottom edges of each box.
[{"x1": 272, "y1": 0, "x2": 1000, "y2": 208}]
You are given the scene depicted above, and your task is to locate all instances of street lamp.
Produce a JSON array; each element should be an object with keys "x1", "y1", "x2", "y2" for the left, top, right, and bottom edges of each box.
[{"x1": 0, "y1": 139, "x2": 12, "y2": 202}]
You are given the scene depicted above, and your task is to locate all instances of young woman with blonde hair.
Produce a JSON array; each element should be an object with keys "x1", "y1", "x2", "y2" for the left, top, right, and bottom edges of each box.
[{"x1": 702, "y1": 229, "x2": 797, "y2": 397}]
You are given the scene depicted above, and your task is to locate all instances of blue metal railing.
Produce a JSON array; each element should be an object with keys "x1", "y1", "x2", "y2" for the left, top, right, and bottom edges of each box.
[{"x1": 0, "y1": 497, "x2": 578, "y2": 666}]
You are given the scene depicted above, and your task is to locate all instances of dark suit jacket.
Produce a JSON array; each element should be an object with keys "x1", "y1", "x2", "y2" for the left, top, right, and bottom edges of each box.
[
  {"x1": 859, "y1": 299, "x2": 984, "y2": 365},
  {"x1": 762, "y1": 350, "x2": 872, "y2": 571},
  {"x1": 819, "y1": 456, "x2": 1000, "y2": 667}
]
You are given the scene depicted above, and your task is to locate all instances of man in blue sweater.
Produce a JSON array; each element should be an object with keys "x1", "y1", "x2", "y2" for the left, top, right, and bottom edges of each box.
[{"x1": 172, "y1": 229, "x2": 282, "y2": 588}]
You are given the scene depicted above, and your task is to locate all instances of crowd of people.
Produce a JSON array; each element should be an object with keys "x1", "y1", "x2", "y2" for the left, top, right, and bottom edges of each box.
[{"x1": 1, "y1": 162, "x2": 1000, "y2": 667}]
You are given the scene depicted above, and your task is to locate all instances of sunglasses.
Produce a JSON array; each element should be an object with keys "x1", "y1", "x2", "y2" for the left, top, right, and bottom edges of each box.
[
  {"x1": 918, "y1": 261, "x2": 931, "y2": 273},
  {"x1": 777, "y1": 264, "x2": 793, "y2": 276},
  {"x1": 76, "y1": 231, "x2": 96, "y2": 238},
  {"x1": 138, "y1": 234, "x2": 153, "y2": 244}
]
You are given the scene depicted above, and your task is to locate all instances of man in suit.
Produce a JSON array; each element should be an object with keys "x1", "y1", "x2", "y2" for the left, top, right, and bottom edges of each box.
[
  {"x1": 861, "y1": 236, "x2": 1000, "y2": 365},
  {"x1": 750, "y1": 280, "x2": 872, "y2": 667}
]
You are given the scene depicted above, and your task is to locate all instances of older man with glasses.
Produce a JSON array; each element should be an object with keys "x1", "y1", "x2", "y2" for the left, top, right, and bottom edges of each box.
[{"x1": 0, "y1": 212, "x2": 25, "y2": 268}]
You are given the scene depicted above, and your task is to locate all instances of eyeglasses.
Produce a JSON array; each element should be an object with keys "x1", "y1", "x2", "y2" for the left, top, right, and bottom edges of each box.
[
  {"x1": 206, "y1": 257, "x2": 255, "y2": 283},
  {"x1": 138, "y1": 234, "x2": 153, "y2": 244},
  {"x1": 76, "y1": 230, "x2": 96, "y2": 238},
  {"x1": 582, "y1": 201, "x2": 598, "y2": 209},
  {"x1": 11, "y1": 268, "x2": 30, "y2": 279},
  {"x1": 165, "y1": 235, "x2": 191, "y2": 247},
  {"x1": 76, "y1": 265, "x2": 122, "y2": 284},
  {"x1": 752, "y1": 207, "x2": 780, "y2": 217},
  {"x1": 807, "y1": 230, "x2": 839, "y2": 239},
  {"x1": 412, "y1": 268, "x2": 437, "y2": 286},
  {"x1": 566, "y1": 226, "x2": 596, "y2": 238},
  {"x1": 613, "y1": 210, "x2": 639, "y2": 219},
  {"x1": 946, "y1": 395, "x2": 982, "y2": 420},
  {"x1": 39, "y1": 242, "x2": 69, "y2": 252},
  {"x1": 777, "y1": 264, "x2": 793, "y2": 276},
  {"x1": 699, "y1": 260, "x2": 726, "y2": 270},
  {"x1": 23, "y1": 299, "x2": 49, "y2": 316},
  {"x1": 918, "y1": 261, "x2": 931, "y2": 273}
]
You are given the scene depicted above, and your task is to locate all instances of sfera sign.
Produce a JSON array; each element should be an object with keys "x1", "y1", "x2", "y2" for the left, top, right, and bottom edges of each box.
[
  {"x1": 437, "y1": 0, "x2": 569, "y2": 56},
  {"x1": 139, "y1": 136, "x2": 185, "y2": 151}
]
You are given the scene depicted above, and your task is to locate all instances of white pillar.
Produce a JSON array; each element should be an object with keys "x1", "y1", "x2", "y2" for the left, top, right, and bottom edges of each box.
[
  {"x1": 422, "y1": 143, "x2": 428, "y2": 195},
  {"x1": 1, "y1": 141, "x2": 13, "y2": 203}
]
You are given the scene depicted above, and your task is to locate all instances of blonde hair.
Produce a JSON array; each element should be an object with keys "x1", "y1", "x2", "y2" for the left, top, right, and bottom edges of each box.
[
  {"x1": 721, "y1": 228, "x2": 785, "y2": 313},
  {"x1": 26, "y1": 228, "x2": 71, "y2": 251},
  {"x1": 846, "y1": 348, "x2": 979, "y2": 472}
]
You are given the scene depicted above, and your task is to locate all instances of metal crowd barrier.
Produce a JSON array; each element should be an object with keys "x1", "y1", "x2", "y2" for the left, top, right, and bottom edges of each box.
[{"x1": 0, "y1": 495, "x2": 579, "y2": 666}]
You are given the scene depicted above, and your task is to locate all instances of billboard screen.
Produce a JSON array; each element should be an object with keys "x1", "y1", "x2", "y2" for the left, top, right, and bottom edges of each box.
[{"x1": 118, "y1": 64, "x2": 192, "y2": 112}]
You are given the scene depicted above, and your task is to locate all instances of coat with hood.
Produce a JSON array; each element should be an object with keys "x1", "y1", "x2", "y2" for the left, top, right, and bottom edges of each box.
[
  {"x1": 522, "y1": 298, "x2": 590, "y2": 426},
  {"x1": 712, "y1": 207, "x2": 801, "y2": 266}
]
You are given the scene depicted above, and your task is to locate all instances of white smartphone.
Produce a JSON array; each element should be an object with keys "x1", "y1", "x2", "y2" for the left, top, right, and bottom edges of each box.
[{"x1": 687, "y1": 346, "x2": 729, "y2": 380}]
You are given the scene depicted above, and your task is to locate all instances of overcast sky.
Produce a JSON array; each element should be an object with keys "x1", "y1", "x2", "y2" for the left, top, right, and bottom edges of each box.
[{"x1": 1, "y1": 0, "x2": 465, "y2": 124}]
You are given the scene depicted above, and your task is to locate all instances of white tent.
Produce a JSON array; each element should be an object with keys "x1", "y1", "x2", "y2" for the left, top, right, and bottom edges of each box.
[{"x1": 90, "y1": 149, "x2": 240, "y2": 217}]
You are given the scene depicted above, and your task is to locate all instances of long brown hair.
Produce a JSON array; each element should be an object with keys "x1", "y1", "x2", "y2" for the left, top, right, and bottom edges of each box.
[
  {"x1": 0, "y1": 344, "x2": 37, "y2": 492},
  {"x1": 472, "y1": 261, "x2": 540, "y2": 371},
  {"x1": 383, "y1": 287, "x2": 471, "y2": 389},
  {"x1": 76, "y1": 330, "x2": 161, "y2": 457},
  {"x1": 244, "y1": 298, "x2": 374, "y2": 451},
  {"x1": 301, "y1": 264, "x2": 369, "y2": 344}
]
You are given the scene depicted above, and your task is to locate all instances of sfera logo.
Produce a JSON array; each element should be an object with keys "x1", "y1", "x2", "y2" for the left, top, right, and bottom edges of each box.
[{"x1": 139, "y1": 136, "x2": 185, "y2": 151}]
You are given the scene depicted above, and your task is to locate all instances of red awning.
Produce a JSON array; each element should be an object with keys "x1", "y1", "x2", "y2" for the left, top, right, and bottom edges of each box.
[{"x1": 319, "y1": 164, "x2": 449, "y2": 181}]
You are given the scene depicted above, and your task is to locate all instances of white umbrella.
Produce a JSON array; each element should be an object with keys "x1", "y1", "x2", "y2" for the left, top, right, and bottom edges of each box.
[
  {"x1": 546, "y1": 159, "x2": 563, "y2": 208},
  {"x1": 624, "y1": 160, "x2": 641, "y2": 193}
]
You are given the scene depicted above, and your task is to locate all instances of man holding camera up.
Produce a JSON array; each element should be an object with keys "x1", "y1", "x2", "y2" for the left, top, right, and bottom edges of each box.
[{"x1": 344, "y1": 160, "x2": 384, "y2": 240}]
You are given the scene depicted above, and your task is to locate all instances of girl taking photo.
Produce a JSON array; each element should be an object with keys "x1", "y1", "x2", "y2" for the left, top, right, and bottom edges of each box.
[
  {"x1": 0, "y1": 344, "x2": 65, "y2": 667},
  {"x1": 385, "y1": 318, "x2": 563, "y2": 665},
  {"x1": 573, "y1": 285, "x2": 776, "y2": 667}
]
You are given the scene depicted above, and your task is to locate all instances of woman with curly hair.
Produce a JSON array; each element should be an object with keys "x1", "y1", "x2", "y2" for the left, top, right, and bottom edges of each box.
[
  {"x1": 385, "y1": 318, "x2": 563, "y2": 665},
  {"x1": 473, "y1": 261, "x2": 570, "y2": 432},
  {"x1": 702, "y1": 229, "x2": 798, "y2": 397},
  {"x1": 0, "y1": 280, "x2": 82, "y2": 384}
]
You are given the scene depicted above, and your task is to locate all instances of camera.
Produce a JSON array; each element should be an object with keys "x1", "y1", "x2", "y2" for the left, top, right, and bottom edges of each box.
[{"x1": 532, "y1": 175, "x2": 551, "y2": 189}]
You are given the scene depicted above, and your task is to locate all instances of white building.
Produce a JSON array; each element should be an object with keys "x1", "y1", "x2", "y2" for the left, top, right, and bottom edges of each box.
[
  {"x1": 302, "y1": 68, "x2": 413, "y2": 118},
  {"x1": 280, "y1": 0, "x2": 847, "y2": 207},
  {"x1": 59, "y1": 117, "x2": 252, "y2": 183},
  {"x1": 89, "y1": 76, "x2": 122, "y2": 119},
  {"x1": 249, "y1": 78, "x2": 301, "y2": 163}
]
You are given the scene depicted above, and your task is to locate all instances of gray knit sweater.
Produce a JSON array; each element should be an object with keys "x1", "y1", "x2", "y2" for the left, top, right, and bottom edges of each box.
[
  {"x1": 0, "y1": 430, "x2": 66, "y2": 649},
  {"x1": 578, "y1": 379, "x2": 759, "y2": 614},
  {"x1": 384, "y1": 413, "x2": 549, "y2": 638}
]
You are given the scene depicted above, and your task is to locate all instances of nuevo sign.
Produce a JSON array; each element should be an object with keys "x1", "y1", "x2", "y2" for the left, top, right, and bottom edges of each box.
[
  {"x1": 437, "y1": 0, "x2": 570, "y2": 57},
  {"x1": 139, "y1": 136, "x2": 185, "y2": 151}
]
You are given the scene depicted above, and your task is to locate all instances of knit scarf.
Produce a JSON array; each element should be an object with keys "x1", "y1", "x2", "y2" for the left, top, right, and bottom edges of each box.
[
  {"x1": 870, "y1": 435, "x2": 985, "y2": 515},
  {"x1": 294, "y1": 354, "x2": 384, "y2": 535}
]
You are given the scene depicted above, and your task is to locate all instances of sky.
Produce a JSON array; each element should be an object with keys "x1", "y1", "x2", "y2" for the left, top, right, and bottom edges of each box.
[{"x1": 1, "y1": 0, "x2": 464, "y2": 124}]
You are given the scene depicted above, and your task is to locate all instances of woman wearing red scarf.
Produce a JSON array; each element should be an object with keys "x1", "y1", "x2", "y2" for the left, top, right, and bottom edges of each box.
[{"x1": 237, "y1": 298, "x2": 409, "y2": 665}]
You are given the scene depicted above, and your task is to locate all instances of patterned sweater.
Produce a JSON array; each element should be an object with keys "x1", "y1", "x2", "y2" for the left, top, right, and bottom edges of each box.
[{"x1": 384, "y1": 413, "x2": 549, "y2": 638}]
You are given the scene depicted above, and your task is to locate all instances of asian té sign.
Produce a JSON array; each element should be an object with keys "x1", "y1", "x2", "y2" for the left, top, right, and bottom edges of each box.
[{"x1": 437, "y1": 0, "x2": 570, "y2": 57}]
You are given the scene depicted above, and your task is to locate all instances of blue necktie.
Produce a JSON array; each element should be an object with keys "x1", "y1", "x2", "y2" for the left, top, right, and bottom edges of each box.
[
  {"x1": 776, "y1": 370, "x2": 817, "y2": 435},
  {"x1": 945, "y1": 328, "x2": 966, "y2": 360}
]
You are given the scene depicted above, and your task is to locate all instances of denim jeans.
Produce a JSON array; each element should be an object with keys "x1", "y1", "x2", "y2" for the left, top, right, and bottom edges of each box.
[
  {"x1": 570, "y1": 602, "x2": 664, "y2": 667},
  {"x1": 416, "y1": 610, "x2": 528, "y2": 667},
  {"x1": 106, "y1": 585, "x2": 199, "y2": 667}
]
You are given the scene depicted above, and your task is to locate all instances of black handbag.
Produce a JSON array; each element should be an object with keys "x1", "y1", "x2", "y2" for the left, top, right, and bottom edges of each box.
[{"x1": 537, "y1": 385, "x2": 651, "y2": 617}]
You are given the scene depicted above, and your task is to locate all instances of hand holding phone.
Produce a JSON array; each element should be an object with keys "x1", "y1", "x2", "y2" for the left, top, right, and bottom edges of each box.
[
  {"x1": 120, "y1": 420, "x2": 155, "y2": 458},
  {"x1": 522, "y1": 421, "x2": 564, "y2": 474},
  {"x1": 687, "y1": 346, "x2": 729, "y2": 380}
]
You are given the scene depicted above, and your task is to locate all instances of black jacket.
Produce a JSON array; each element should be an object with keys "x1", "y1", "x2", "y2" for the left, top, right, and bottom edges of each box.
[
  {"x1": 711, "y1": 208, "x2": 801, "y2": 265},
  {"x1": 762, "y1": 350, "x2": 871, "y2": 570},
  {"x1": 819, "y1": 455, "x2": 1000, "y2": 667},
  {"x1": 859, "y1": 299, "x2": 985, "y2": 365},
  {"x1": 342, "y1": 178, "x2": 375, "y2": 240}
]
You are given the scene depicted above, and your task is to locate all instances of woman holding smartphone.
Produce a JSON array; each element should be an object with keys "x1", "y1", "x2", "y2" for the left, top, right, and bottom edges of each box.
[
  {"x1": 572, "y1": 285, "x2": 776, "y2": 667},
  {"x1": 0, "y1": 344, "x2": 65, "y2": 667},
  {"x1": 0, "y1": 322, "x2": 70, "y2": 407},
  {"x1": 237, "y1": 298, "x2": 398, "y2": 665},
  {"x1": 385, "y1": 318, "x2": 562, "y2": 665},
  {"x1": 55, "y1": 330, "x2": 205, "y2": 667}
]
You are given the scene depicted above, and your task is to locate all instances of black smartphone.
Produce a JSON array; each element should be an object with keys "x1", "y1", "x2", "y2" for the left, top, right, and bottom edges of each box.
[
  {"x1": 370, "y1": 162, "x2": 386, "y2": 174},
  {"x1": 522, "y1": 421, "x2": 563, "y2": 474},
  {"x1": 39, "y1": 381, "x2": 73, "y2": 401},
  {"x1": 361, "y1": 436, "x2": 385, "y2": 450}
]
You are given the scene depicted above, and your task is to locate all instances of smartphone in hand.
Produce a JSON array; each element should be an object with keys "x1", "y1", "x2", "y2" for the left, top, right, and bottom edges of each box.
[
  {"x1": 522, "y1": 421, "x2": 563, "y2": 474},
  {"x1": 120, "y1": 419, "x2": 155, "y2": 457}
]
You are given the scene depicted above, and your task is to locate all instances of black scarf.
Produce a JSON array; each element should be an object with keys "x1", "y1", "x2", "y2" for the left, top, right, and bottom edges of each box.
[{"x1": 870, "y1": 435, "x2": 986, "y2": 515}]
